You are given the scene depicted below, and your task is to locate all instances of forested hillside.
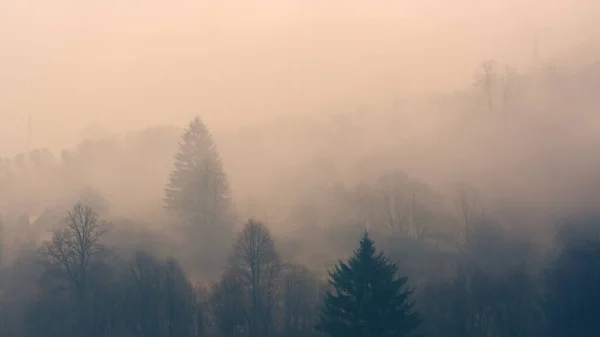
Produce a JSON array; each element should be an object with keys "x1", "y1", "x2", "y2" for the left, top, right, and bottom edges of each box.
[{"x1": 1, "y1": 0, "x2": 600, "y2": 333}]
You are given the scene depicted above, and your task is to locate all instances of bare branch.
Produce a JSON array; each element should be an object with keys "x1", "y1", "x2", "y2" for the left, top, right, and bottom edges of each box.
[{"x1": 40, "y1": 202, "x2": 108, "y2": 295}]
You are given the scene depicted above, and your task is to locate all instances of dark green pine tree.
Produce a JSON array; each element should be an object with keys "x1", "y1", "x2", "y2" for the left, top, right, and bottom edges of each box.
[
  {"x1": 316, "y1": 231, "x2": 421, "y2": 337},
  {"x1": 165, "y1": 117, "x2": 234, "y2": 267}
]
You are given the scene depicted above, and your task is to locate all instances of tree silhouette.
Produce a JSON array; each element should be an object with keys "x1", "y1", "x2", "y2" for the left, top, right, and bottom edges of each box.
[
  {"x1": 165, "y1": 117, "x2": 230, "y2": 218},
  {"x1": 316, "y1": 231, "x2": 421, "y2": 337},
  {"x1": 165, "y1": 116, "x2": 234, "y2": 270},
  {"x1": 230, "y1": 219, "x2": 281, "y2": 337},
  {"x1": 41, "y1": 203, "x2": 108, "y2": 297}
]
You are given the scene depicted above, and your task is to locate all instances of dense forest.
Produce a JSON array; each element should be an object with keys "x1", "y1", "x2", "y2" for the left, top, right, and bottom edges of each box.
[{"x1": 2, "y1": 51, "x2": 600, "y2": 337}]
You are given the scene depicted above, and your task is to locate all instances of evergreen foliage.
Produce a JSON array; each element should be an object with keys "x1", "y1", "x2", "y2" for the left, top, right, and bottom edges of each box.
[
  {"x1": 164, "y1": 116, "x2": 233, "y2": 269},
  {"x1": 316, "y1": 231, "x2": 421, "y2": 337},
  {"x1": 165, "y1": 116, "x2": 230, "y2": 218}
]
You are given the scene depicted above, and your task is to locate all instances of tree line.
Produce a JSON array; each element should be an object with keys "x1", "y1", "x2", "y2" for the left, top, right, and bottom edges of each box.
[
  {"x1": 0, "y1": 201, "x2": 422, "y2": 337},
  {"x1": 2, "y1": 202, "x2": 600, "y2": 337},
  {"x1": 1, "y1": 115, "x2": 600, "y2": 337}
]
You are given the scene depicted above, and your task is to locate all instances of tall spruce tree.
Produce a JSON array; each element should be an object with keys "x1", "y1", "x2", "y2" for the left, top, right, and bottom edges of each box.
[
  {"x1": 316, "y1": 231, "x2": 421, "y2": 337},
  {"x1": 165, "y1": 116, "x2": 233, "y2": 269}
]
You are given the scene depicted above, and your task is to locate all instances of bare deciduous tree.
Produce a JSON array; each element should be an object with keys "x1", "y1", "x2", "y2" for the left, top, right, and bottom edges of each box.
[
  {"x1": 279, "y1": 263, "x2": 320, "y2": 337},
  {"x1": 475, "y1": 60, "x2": 498, "y2": 111},
  {"x1": 41, "y1": 203, "x2": 107, "y2": 296},
  {"x1": 163, "y1": 258, "x2": 197, "y2": 337},
  {"x1": 128, "y1": 251, "x2": 163, "y2": 337},
  {"x1": 230, "y1": 219, "x2": 281, "y2": 337},
  {"x1": 501, "y1": 65, "x2": 517, "y2": 110},
  {"x1": 453, "y1": 183, "x2": 482, "y2": 250},
  {"x1": 379, "y1": 183, "x2": 408, "y2": 235},
  {"x1": 194, "y1": 282, "x2": 211, "y2": 337},
  {"x1": 209, "y1": 270, "x2": 247, "y2": 337},
  {"x1": 124, "y1": 252, "x2": 198, "y2": 337},
  {"x1": 37, "y1": 203, "x2": 108, "y2": 337}
]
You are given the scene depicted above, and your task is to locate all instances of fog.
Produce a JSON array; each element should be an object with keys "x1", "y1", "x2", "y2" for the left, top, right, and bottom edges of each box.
[
  {"x1": 1, "y1": 0, "x2": 598, "y2": 203},
  {"x1": 1, "y1": 1, "x2": 600, "y2": 336},
  {"x1": 2, "y1": 1, "x2": 598, "y2": 151},
  {"x1": 0, "y1": 0, "x2": 599, "y2": 246}
]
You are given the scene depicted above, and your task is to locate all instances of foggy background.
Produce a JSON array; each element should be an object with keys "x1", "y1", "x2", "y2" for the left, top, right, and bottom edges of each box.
[
  {"x1": 2, "y1": 0, "x2": 600, "y2": 243},
  {"x1": 1, "y1": 0, "x2": 598, "y2": 153}
]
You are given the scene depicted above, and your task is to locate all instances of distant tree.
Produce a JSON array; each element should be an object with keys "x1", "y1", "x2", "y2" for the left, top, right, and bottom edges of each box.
[
  {"x1": 418, "y1": 221, "x2": 543, "y2": 337},
  {"x1": 78, "y1": 186, "x2": 110, "y2": 215},
  {"x1": 29, "y1": 148, "x2": 55, "y2": 170},
  {"x1": 163, "y1": 258, "x2": 197, "y2": 337},
  {"x1": 280, "y1": 263, "x2": 322, "y2": 337},
  {"x1": 453, "y1": 183, "x2": 483, "y2": 250},
  {"x1": 544, "y1": 216, "x2": 600, "y2": 337},
  {"x1": 0, "y1": 213, "x2": 3, "y2": 268},
  {"x1": 420, "y1": 267, "x2": 542, "y2": 337},
  {"x1": 110, "y1": 251, "x2": 199, "y2": 337},
  {"x1": 316, "y1": 231, "x2": 421, "y2": 337},
  {"x1": 0, "y1": 246, "x2": 46, "y2": 337},
  {"x1": 230, "y1": 219, "x2": 281, "y2": 337},
  {"x1": 14, "y1": 153, "x2": 27, "y2": 171},
  {"x1": 125, "y1": 251, "x2": 165, "y2": 337},
  {"x1": 0, "y1": 157, "x2": 10, "y2": 186},
  {"x1": 165, "y1": 116, "x2": 234, "y2": 269},
  {"x1": 209, "y1": 270, "x2": 247, "y2": 337},
  {"x1": 475, "y1": 60, "x2": 499, "y2": 111},
  {"x1": 375, "y1": 171, "x2": 411, "y2": 235},
  {"x1": 374, "y1": 171, "x2": 440, "y2": 239},
  {"x1": 193, "y1": 282, "x2": 211, "y2": 337},
  {"x1": 501, "y1": 65, "x2": 517, "y2": 110}
]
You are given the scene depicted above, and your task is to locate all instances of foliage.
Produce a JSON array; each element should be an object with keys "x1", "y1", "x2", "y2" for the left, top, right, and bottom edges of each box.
[
  {"x1": 165, "y1": 117, "x2": 231, "y2": 220},
  {"x1": 164, "y1": 116, "x2": 234, "y2": 273},
  {"x1": 316, "y1": 231, "x2": 421, "y2": 337}
]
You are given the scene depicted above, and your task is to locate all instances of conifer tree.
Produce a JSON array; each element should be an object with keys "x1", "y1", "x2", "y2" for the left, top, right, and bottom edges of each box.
[
  {"x1": 316, "y1": 231, "x2": 421, "y2": 337},
  {"x1": 165, "y1": 116, "x2": 233, "y2": 267}
]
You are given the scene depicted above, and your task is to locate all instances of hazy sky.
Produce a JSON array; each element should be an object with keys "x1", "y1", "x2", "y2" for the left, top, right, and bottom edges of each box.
[{"x1": 1, "y1": 0, "x2": 598, "y2": 155}]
